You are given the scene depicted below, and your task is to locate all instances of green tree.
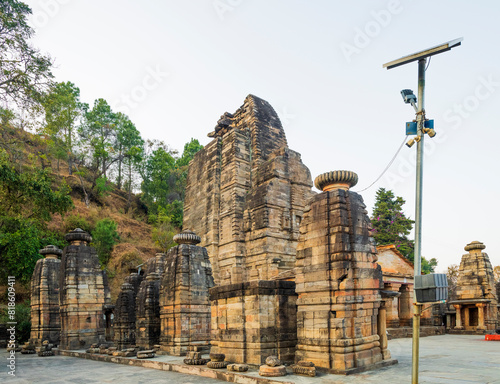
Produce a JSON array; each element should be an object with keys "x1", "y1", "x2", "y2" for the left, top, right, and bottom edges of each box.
[
  {"x1": 92, "y1": 218, "x2": 120, "y2": 267},
  {"x1": 140, "y1": 145, "x2": 178, "y2": 215},
  {"x1": 0, "y1": 0, "x2": 53, "y2": 109},
  {"x1": 80, "y1": 98, "x2": 117, "y2": 182},
  {"x1": 0, "y1": 150, "x2": 72, "y2": 283},
  {"x1": 0, "y1": 302, "x2": 31, "y2": 343},
  {"x1": 371, "y1": 188, "x2": 437, "y2": 273},
  {"x1": 151, "y1": 209, "x2": 176, "y2": 253},
  {"x1": 140, "y1": 138, "x2": 202, "y2": 227},
  {"x1": 41, "y1": 81, "x2": 86, "y2": 174},
  {"x1": 371, "y1": 188, "x2": 415, "y2": 258},
  {"x1": 115, "y1": 113, "x2": 143, "y2": 191},
  {"x1": 421, "y1": 257, "x2": 438, "y2": 274}
]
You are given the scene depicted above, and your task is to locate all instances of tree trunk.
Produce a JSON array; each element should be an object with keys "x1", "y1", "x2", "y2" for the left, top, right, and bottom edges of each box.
[
  {"x1": 68, "y1": 154, "x2": 73, "y2": 175},
  {"x1": 117, "y1": 146, "x2": 122, "y2": 189},
  {"x1": 126, "y1": 159, "x2": 132, "y2": 213}
]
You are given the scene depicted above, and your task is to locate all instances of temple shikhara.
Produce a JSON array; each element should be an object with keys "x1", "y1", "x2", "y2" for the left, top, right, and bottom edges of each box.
[{"x1": 29, "y1": 95, "x2": 499, "y2": 375}]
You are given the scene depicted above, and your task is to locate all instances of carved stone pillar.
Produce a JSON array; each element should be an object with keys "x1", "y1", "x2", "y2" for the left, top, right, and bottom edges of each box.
[
  {"x1": 454, "y1": 304, "x2": 463, "y2": 329},
  {"x1": 377, "y1": 300, "x2": 391, "y2": 360},
  {"x1": 476, "y1": 303, "x2": 486, "y2": 330},
  {"x1": 384, "y1": 283, "x2": 401, "y2": 328}
]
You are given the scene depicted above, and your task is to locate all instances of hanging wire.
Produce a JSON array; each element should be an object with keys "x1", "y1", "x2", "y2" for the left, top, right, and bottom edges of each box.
[
  {"x1": 355, "y1": 135, "x2": 409, "y2": 193},
  {"x1": 425, "y1": 56, "x2": 431, "y2": 71}
]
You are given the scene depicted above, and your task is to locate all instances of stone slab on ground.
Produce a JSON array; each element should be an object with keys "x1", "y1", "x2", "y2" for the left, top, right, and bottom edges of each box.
[{"x1": 2, "y1": 335, "x2": 499, "y2": 384}]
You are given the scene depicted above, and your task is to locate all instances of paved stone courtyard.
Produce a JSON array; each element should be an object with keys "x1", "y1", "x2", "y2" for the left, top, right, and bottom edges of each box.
[{"x1": 2, "y1": 335, "x2": 499, "y2": 383}]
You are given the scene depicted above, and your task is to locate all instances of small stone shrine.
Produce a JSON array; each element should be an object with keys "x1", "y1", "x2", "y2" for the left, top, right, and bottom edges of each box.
[
  {"x1": 135, "y1": 272, "x2": 162, "y2": 349},
  {"x1": 30, "y1": 245, "x2": 62, "y2": 346},
  {"x1": 59, "y1": 228, "x2": 111, "y2": 349},
  {"x1": 160, "y1": 230, "x2": 214, "y2": 355},
  {"x1": 449, "y1": 241, "x2": 499, "y2": 333},
  {"x1": 113, "y1": 282, "x2": 137, "y2": 349},
  {"x1": 295, "y1": 171, "x2": 396, "y2": 374}
]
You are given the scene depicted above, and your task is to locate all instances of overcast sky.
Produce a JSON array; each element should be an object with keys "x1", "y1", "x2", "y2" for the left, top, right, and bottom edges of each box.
[{"x1": 25, "y1": 0, "x2": 500, "y2": 271}]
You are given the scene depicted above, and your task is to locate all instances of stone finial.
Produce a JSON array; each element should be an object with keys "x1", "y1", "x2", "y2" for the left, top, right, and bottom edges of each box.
[
  {"x1": 314, "y1": 170, "x2": 358, "y2": 192},
  {"x1": 39, "y1": 245, "x2": 62, "y2": 258},
  {"x1": 65, "y1": 228, "x2": 92, "y2": 244},
  {"x1": 464, "y1": 241, "x2": 486, "y2": 253},
  {"x1": 173, "y1": 230, "x2": 201, "y2": 245}
]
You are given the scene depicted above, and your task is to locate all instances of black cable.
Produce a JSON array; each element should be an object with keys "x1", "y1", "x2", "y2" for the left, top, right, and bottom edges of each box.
[{"x1": 355, "y1": 135, "x2": 409, "y2": 193}]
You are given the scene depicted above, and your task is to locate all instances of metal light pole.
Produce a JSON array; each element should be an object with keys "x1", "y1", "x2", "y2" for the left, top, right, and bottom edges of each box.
[
  {"x1": 411, "y1": 57, "x2": 425, "y2": 384},
  {"x1": 383, "y1": 38, "x2": 463, "y2": 384}
]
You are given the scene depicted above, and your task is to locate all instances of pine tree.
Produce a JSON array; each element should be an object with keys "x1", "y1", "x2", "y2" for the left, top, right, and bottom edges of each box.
[
  {"x1": 371, "y1": 188, "x2": 415, "y2": 259},
  {"x1": 371, "y1": 188, "x2": 437, "y2": 273}
]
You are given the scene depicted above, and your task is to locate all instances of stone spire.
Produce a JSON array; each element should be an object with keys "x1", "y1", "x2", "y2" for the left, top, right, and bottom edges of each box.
[
  {"x1": 30, "y1": 245, "x2": 62, "y2": 346},
  {"x1": 295, "y1": 171, "x2": 395, "y2": 373},
  {"x1": 136, "y1": 272, "x2": 162, "y2": 349},
  {"x1": 160, "y1": 230, "x2": 214, "y2": 355},
  {"x1": 59, "y1": 229, "x2": 109, "y2": 349},
  {"x1": 113, "y1": 282, "x2": 137, "y2": 349}
]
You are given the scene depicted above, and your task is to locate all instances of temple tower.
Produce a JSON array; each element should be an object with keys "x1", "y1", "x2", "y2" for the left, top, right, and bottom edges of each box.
[
  {"x1": 159, "y1": 230, "x2": 214, "y2": 355},
  {"x1": 295, "y1": 171, "x2": 396, "y2": 373},
  {"x1": 30, "y1": 245, "x2": 62, "y2": 346},
  {"x1": 113, "y1": 282, "x2": 137, "y2": 349},
  {"x1": 136, "y1": 272, "x2": 162, "y2": 349},
  {"x1": 59, "y1": 228, "x2": 110, "y2": 349},
  {"x1": 184, "y1": 95, "x2": 312, "y2": 364}
]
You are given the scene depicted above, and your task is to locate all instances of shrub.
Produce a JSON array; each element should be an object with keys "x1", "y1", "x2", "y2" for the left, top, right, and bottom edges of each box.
[
  {"x1": 92, "y1": 218, "x2": 120, "y2": 267},
  {"x1": 63, "y1": 214, "x2": 94, "y2": 234}
]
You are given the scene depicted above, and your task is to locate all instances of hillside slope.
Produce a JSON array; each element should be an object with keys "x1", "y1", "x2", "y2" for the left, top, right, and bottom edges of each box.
[{"x1": 0, "y1": 125, "x2": 160, "y2": 300}]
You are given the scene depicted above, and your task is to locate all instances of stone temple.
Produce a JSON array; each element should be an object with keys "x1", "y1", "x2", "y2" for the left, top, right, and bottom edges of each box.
[
  {"x1": 184, "y1": 94, "x2": 313, "y2": 364},
  {"x1": 449, "y1": 241, "x2": 499, "y2": 333},
  {"x1": 30, "y1": 94, "x2": 409, "y2": 375}
]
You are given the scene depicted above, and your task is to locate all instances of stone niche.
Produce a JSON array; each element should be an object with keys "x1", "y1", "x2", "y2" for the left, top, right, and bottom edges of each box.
[
  {"x1": 159, "y1": 230, "x2": 214, "y2": 355},
  {"x1": 450, "y1": 241, "x2": 499, "y2": 333},
  {"x1": 184, "y1": 94, "x2": 313, "y2": 364},
  {"x1": 59, "y1": 228, "x2": 111, "y2": 350},
  {"x1": 136, "y1": 272, "x2": 162, "y2": 349},
  {"x1": 30, "y1": 245, "x2": 62, "y2": 346},
  {"x1": 295, "y1": 171, "x2": 397, "y2": 374}
]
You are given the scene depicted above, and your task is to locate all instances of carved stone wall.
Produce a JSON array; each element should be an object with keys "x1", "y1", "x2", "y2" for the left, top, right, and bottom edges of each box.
[
  {"x1": 209, "y1": 280, "x2": 297, "y2": 365},
  {"x1": 295, "y1": 171, "x2": 396, "y2": 374},
  {"x1": 183, "y1": 94, "x2": 313, "y2": 285},
  {"x1": 159, "y1": 230, "x2": 214, "y2": 355},
  {"x1": 59, "y1": 229, "x2": 110, "y2": 350},
  {"x1": 30, "y1": 245, "x2": 62, "y2": 346}
]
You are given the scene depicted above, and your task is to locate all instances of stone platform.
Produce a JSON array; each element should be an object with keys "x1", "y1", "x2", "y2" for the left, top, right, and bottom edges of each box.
[
  {"x1": 387, "y1": 326, "x2": 445, "y2": 339},
  {"x1": 3, "y1": 335, "x2": 500, "y2": 383}
]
